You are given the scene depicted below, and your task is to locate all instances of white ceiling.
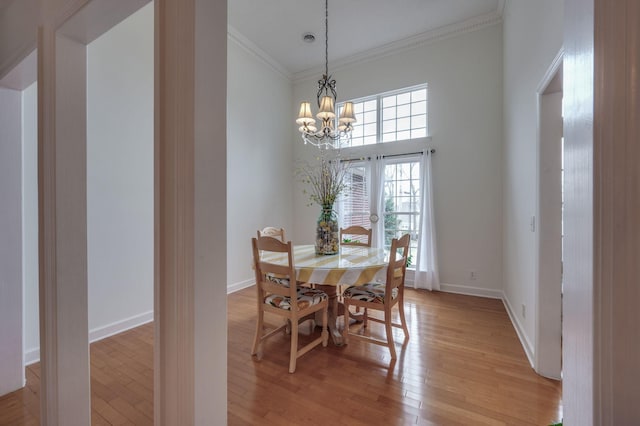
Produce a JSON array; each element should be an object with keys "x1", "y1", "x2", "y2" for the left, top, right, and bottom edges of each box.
[
  {"x1": 228, "y1": 0, "x2": 504, "y2": 77},
  {"x1": 0, "y1": 0, "x2": 13, "y2": 14},
  {"x1": 0, "y1": 0, "x2": 504, "y2": 79}
]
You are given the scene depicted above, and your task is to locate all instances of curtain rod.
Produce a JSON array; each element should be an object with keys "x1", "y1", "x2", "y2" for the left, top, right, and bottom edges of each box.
[
  {"x1": 337, "y1": 148, "x2": 435, "y2": 163},
  {"x1": 381, "y1": 148, "x2": 435, "y2": 159}
]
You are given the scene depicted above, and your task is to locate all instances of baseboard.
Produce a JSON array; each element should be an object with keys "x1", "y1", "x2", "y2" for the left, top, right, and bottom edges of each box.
[
  {"x1": 227, "y1": 278, "x2": 254, "y2": 294},
  {"x1": 23, "y1": 310, "x2": 154, "y2": 366},
  {"x1": 502, "y1": 295, "x2": 535, "y2": 368},
  {"x1": 89, "y1": 311, "x2": 154, "y2": 343},
  {"x1": 438, "y1": 282, "x2": 503, "y2": 299},
  {"x1": 24, "y1": 348, "x2": 40, "y2": 366}
]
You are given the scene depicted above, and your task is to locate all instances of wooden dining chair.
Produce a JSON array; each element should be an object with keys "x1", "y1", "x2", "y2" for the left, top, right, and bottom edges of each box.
[
  {"x1": 340, "y1": 225, "x2": 372, "y2": 247},
  {"x1": 339, "y1": 225, "x2": 373, "y2": 307},
  {"x1": 341, "y1": 233, "x2": 410, "y2": 359},
  {"x1": 258, "y1": 226, "x2": 285, "y2": 242},
  {"x1": 251, "y1": 236, "x2": 329, "y2": 373}
]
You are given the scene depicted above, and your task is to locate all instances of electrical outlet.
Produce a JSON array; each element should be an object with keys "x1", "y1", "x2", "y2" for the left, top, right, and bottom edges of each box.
[
  {"x1": 521, "y1": 304, "x2": 526, "y2": 318},
  {"x1": 470, "y1": 270, "x2": 477, "y2": 280}
]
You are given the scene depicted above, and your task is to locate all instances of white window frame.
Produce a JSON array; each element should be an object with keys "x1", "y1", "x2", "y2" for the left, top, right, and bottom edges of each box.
[
  {"x1": 337, "y1": 83, "x2": 429, "y2": 149},
  {"x1": 381, "y1": 154, "x2": 422, "y2": 263}
]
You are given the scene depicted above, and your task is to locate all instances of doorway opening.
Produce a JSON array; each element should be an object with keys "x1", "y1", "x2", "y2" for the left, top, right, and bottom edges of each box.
[{"x1": 535, "y1": 50, "x2": 563, "y2": 380}]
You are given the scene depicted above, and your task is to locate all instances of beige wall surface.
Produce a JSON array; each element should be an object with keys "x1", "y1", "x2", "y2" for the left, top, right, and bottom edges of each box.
[
  {"x1": 0, "y1": 87, "x2": 24, "y2": 396},
  {"x1": 227, "y1": 34, "x2": 294, "y2": 291},
  {"x1": 501, "y1": 0, "x2": 563, "y2": 362},
  {"x1": 293, "y1": 24, "x2": 505, "y2": 298}
]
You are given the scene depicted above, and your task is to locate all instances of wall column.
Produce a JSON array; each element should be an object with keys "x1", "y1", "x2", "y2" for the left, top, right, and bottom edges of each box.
[
  {"x1": 564, "y1": 0, "x2": 640, "y2": 423},
  {"x1": 154, "y1": 0, "x2": 227, "y2": 423},
  {"x1": 37, "y1": 23, "x2": 91, "y2": 425},
  {"x1": 592, "y1": 0, "x2": 640, "y2": 422}
]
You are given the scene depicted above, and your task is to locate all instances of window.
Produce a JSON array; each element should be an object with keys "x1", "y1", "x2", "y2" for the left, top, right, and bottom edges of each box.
[
  {"x1": 338, "y1": 155, "x2": 422, "y2": 266},
  {"x1": 347, "y1": 101, "x2": 377, "y2": 147},
  {"x1": 336, "y1": 84, "x2": 430, "y2": 270},
  {"x1": 383, "y1": 159, "x2": 420, "y2": 261},
  {"x1": 338, "y1": 84, "x2": 428, "y2": 148},
  {"x1": 339, "y1": 163, "x2": 370, "y2": 230}
]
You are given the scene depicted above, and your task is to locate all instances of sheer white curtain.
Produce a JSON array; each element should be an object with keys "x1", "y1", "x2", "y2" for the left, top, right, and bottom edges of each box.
[
  {"x1": 414, "y1": 151, "x2": 439, "y2": 290},
  {"x1": 371, "y1": 157, "x2": 386, "y2": 249}
]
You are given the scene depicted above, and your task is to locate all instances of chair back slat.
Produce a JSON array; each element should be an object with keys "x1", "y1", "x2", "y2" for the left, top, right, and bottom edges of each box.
[
  {"x1": 257, "y1": 261, "x2": 291, "y2": 277},
  {"x1": 259, "y1": 279, "x2": 292, "y2": 297},
  {"x1": 258, "y1": 227, "x2": 286, "y2": 242},
  {"x1": 340, "y1": 226, "x2": 372, "y2": 247},
  {"x1": 256, "y1": 235, "x2": 289, "y2": 252}
]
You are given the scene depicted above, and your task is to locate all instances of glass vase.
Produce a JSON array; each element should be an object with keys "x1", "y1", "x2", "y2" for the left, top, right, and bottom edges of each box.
[{"x1": 315, "y1": 204, "x2": 339, "y2": 255}]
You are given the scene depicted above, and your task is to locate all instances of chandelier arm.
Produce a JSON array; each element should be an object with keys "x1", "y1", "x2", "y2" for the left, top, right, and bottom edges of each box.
[{"x1": 302, "y1": 128, "x2": 350, "y2": 142}]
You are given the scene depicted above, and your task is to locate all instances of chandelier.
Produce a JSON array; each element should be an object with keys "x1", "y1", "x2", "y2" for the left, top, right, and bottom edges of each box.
[{"x1": 296, "y1": 0, "x2": 356, "y2": 149}]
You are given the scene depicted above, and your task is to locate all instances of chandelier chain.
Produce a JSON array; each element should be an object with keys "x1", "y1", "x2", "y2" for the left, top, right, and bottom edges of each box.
[
  {"x1": 325, "y1": 0, "x2": 329, "y2": 77},
  {"x1": 296, "y1": 0, "x2": 355, "y2": 149}
]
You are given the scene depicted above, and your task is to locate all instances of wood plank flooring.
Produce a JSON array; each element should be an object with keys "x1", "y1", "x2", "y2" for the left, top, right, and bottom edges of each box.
[{"x1": 0, "y1": 287, "x2": 562, "y2": 425}]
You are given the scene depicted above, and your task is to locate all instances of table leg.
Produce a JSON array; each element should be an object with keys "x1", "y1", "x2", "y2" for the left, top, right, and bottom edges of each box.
[{"x1": 314, "y1": 284, "x2": 344, "y2": 346}]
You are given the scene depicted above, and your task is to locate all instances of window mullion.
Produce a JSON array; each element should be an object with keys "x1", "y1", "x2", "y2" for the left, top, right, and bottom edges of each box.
[{"x1": 376, "y1": 94, "x2": 382, "y2": 144}]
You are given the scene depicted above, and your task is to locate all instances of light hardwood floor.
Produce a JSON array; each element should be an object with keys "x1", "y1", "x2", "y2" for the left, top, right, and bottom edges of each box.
[{"x1": 0, "y1": 287, "x2": 562, "y2": 425}]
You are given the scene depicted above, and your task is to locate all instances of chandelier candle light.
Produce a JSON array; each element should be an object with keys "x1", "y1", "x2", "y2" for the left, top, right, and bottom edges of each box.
[{"x1": 296, "y1": 0, "x2": 356, "y2": 149}]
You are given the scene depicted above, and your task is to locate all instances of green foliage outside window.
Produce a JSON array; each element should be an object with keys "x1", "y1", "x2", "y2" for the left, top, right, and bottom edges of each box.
[{"x1": 384, "y1": 197, "x2": 400, "y2": 247}]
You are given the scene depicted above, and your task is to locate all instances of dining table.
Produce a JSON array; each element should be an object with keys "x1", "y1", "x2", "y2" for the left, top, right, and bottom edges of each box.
[{"x1": 261, "y1": 244, "x2": 389, "y2": 345}]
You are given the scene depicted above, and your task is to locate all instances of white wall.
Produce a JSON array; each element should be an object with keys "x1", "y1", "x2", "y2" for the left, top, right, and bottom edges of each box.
[
  {"x1": 2, "y1": 0, "x2": 229, "y2": 419},
  {"x1": 0, "y1": 87, "x2": 24, "y2": 395},
  {"x1": 19, "y1": 2, "x2": 292, "y2": 358},
  {"x1": 502, "y1": 1, "x2": 563, "y2": 362},
  {"x1": 86, "y1": 3, "x2": 154, "y2": 336},
  {"x1": 21, "y1": 4, "x2": 156, "y2": 364},
  {"x1": 292, "y1": 24, "x2": 504, "y2": 297},
  {"x1": 226, "y1": 36, "x2": 294, "y2": 291},
  {"x1": 22, "y1": 82, "x2": 39, "y2": 364}
]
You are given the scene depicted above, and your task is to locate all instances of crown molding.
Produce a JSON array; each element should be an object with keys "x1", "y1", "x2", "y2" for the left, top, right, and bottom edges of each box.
[
  {"x1": 293, "y1": 11, "x2": 503, "y2": 83},
  {"x1": 227, "y1": 25, "x2": 292, "y2": 81}
]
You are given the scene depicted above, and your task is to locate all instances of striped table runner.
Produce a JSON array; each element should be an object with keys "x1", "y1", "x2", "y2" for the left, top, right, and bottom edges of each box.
[{"x1": 261, "y1": 245, "x2": 388, "y2": 286}]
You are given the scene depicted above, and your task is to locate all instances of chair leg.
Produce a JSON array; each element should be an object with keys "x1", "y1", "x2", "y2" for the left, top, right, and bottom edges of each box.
[
  {"x1": 384, "y1": 308, "x2": 397, "y2": 360},
  {"x1": 321, "y1": 304, "x2": 329, "y2": 347},
  {"x1": 398, "y1": 300, "x2": 410, "y2": 341},
  {"x1": 289, "y1": 317, "x2": 299, "y2": 373},
  {"x1": 342, "y1": 299, "x2": 350, "y2": 345},
  {"x1": 251, "y1": 307, "x2": 264, "y2": 356}
]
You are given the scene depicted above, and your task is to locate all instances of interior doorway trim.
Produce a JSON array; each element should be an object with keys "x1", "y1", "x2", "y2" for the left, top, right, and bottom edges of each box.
[{"x1": 534, "y1": 48, "x2": 564, "y2": 380}]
